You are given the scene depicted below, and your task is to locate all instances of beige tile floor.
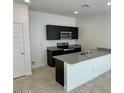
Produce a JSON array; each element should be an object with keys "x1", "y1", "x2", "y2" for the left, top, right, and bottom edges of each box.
[{"x1": 14, "y1": 66, "x2": 111, "y2": 93}]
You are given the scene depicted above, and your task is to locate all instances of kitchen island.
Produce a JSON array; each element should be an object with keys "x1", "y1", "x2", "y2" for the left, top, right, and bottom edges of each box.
[{"x1": 54, "y1": 48, "x2": 111, "y2": 92}]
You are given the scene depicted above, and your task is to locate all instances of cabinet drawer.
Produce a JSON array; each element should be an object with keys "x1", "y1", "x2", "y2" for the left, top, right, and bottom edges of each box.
[{"x1": 53, "y1": 50, "x2": 63, "y2": 56}]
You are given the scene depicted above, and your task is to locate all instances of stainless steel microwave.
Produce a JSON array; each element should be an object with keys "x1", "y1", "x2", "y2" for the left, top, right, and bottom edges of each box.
[{"x1": 60, "y1": 32, "x2": 72, "y2": 39}]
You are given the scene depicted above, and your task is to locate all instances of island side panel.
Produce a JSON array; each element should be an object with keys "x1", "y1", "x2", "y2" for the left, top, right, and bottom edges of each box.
[
  {"x1": 55, "y1": 59, "x2": 64, "y2": 86},
  {"x1": 64, "y1": 54, "x2": 111, "y2": 92}
]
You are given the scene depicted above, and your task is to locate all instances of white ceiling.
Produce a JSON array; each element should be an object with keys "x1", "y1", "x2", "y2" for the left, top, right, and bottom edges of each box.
[{"x1": 14, "y1": 0, "x2": 111, "y2": 17}]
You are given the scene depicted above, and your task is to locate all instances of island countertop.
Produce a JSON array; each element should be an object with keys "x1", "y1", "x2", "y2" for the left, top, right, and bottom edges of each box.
[{"x1": 54, "y1": 48, "x2": 111, "y2": 65}]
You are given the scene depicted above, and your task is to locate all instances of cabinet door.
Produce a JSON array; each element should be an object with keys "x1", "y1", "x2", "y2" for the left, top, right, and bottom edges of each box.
[
  {"x1": 47, "y1": 50, "x2": 63, "y2": 67},
  {"x1": 46, "y1": 25, "x2": 60, "y2": 40},
  {"x1": 72, "y1": 27, "x2": 78, "y2": 39},
  {"x1": 52, "y1": 26, "x2": 60, "y2": 40},
  {"x1": 55, "y1": 59, "x2": 64, "y2": 86},
  {"x1": 46, "y1": 25, "x2": 52, "y2": 40}
]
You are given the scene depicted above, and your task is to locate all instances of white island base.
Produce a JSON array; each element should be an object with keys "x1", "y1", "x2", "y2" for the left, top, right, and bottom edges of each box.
[{"x1": 64, "y1": 54, "x2": 111, "y2": 92}]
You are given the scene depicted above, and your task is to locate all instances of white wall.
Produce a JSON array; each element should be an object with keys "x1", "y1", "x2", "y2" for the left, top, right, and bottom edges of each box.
[
  {"x1": 76, "y1": 13, "x2": 111, "y2": 49},
  {"x1": 14, "y1": 3, "x2": 32, "y2": 75},
  {"x1": 29, "y1": 11, "x2": 76, "y2": 68}
]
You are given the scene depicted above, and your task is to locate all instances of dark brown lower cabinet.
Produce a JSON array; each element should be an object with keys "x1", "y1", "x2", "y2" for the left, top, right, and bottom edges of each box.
[
  {"x1": 55, "y1": 59, "x2": 64, "y2": 86},
  {"x1": 47, "y1": 45, "x2": 81, "y2": 67},
  {"x1": 47, "y1": 50, "x2": 63, "y2": 67}
]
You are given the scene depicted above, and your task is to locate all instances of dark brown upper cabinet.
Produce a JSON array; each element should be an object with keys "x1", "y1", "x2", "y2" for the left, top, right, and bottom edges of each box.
[
  {"x1": 71, "y1": 27, "x2": 78, "y2": 39},
  {"x1": 46, "y1": 25, "x2": 78, "y2": 40},
  {"x1": 46, "y1": 25, "x2": 60, "y2": 40}
]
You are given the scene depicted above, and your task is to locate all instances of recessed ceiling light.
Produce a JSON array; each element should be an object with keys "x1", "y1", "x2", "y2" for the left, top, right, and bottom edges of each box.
[
  {"x1": 107, "y1": 2, "x2": 111, "y2": 6},
  {"x1": 24, "y1": 0, "x2": 30, "y2": 3},
  {"x1": 74, "y1": 11, "x2": 79, "y2": 14},
  {"x1": 82, "y1": 4, "x2": 90, "y2": 8}
]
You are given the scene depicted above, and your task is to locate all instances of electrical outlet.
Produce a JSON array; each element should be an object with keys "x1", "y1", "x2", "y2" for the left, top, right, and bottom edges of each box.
[{"x1": 32, "y1": 61, "x2": 35, "y2": 64}]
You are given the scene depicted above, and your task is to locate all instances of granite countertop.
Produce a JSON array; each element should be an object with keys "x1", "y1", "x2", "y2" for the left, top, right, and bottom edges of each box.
[{"x1": 54, "y1": 48, "x2": 111, "y2": 65}]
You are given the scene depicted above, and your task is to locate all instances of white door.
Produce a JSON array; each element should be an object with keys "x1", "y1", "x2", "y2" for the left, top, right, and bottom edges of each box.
[{"x1": 13, "y1": 23, "x2": 26, "y2": 78}]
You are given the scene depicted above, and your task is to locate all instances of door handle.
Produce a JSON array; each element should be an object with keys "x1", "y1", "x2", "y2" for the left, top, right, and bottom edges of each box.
[{"x1": 21, "y1": 53, "x2": 24, "y2": 55}]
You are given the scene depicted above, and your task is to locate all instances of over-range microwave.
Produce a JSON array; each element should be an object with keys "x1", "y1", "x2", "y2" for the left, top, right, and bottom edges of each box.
[{"x1": 60, "y1": 31, "x2": 72, "y2": 39}]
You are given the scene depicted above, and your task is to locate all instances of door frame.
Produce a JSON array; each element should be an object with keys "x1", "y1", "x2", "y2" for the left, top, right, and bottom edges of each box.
[{"x1": 14, "y1": 21, "x2": 32, "y2": 76}]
